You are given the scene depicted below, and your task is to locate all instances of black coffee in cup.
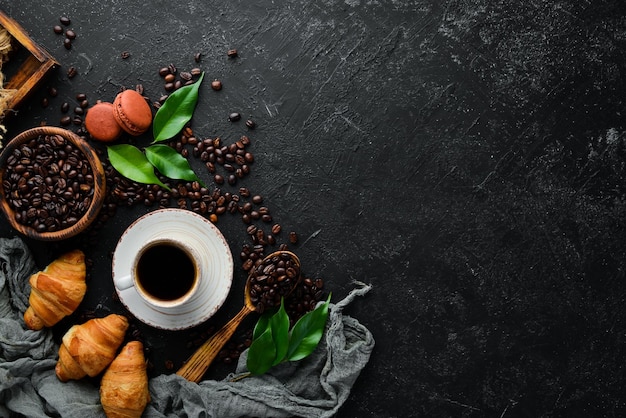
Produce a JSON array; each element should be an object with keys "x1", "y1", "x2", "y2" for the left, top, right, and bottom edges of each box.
[{"x1": 135, "y1": 242, "x2": 196, "y2": 301}]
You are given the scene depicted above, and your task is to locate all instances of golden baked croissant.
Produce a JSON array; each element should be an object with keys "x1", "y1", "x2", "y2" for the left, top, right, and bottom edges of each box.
[
  {"x1": 24, "y1": 249, "x2": 87, "y2": 330},
  {"x1": 55, "y1": 314, "x2": 129, "y2": 382},
  {"x1": 100, "y1": 341, "x2": 150, "y2": 418}
]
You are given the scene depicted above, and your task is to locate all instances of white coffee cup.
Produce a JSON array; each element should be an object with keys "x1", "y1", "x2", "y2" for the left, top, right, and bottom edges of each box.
[{"x1": 115, "y1": 237, "x2": 202, "y2": 309}]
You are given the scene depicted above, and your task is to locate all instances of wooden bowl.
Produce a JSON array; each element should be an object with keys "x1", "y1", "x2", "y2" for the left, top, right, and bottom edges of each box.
[{"x1": 0, "y1": 127, "x2": 106, "y2": 241}]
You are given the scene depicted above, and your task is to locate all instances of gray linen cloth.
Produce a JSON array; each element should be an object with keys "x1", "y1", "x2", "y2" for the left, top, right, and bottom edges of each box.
[{"x1": 0, "y1": 237, "x2": 374, "y2": 417}]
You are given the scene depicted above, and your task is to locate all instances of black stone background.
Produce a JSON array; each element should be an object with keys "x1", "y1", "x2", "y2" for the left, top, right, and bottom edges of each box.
[{"x1": 1, "y1": 1, "x2": 626, "y2": 417}]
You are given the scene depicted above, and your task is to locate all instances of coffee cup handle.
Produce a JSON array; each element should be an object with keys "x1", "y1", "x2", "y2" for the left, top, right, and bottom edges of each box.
[{"x1": 115, "y1": 275, "x2": 134, "y2": 291}]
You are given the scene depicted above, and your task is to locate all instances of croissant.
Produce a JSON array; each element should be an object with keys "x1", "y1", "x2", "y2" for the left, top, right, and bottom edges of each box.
[
  {"x1": 100, "y1": 341, "x2": 150, "y2": 418},
  {"x1": 55, "y1": 314, "x2": 129, "y2": 382},
  {"x1": 24, "y1": 249, "x2": 87, "y2": 330}
]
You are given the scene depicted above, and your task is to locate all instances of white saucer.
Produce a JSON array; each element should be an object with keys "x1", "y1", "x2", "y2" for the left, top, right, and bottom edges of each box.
[{"x1": 112, "y1": 209, "x2": 234, "y2": 330}]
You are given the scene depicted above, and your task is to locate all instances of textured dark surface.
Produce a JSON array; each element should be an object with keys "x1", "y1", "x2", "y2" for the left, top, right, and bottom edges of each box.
[{"x1": 1, "y1": 1, "x2": 626, "y2": 417}]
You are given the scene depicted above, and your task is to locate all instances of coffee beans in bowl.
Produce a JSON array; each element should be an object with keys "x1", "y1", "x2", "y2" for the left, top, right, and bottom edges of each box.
[{"x1": 0, "y1": 127, "x2": 106, "y2": 241}]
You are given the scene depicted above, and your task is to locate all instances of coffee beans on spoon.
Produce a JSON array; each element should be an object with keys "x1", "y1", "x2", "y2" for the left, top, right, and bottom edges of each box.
[{"x1": 247, "y1": 252, "x2": 300, "y2": 313}]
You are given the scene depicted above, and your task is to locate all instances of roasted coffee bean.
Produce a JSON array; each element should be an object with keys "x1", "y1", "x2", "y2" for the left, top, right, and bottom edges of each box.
[
  {"x1": 164, "y1": 82, "x2": 174, "y2": 92},
  {"x1": 60, "y1": 16, "x2": 71, "y2": 25},
  {"x1": 63, "y1": 38, "x2": 72, "y2": 49},
  {"x1": 211, "y1": 80, "x2": 222, "y2": 91},
  {"x1": 228, "y1": 112, "x2": 241, "y2": 122},
  {"x1": 289, "y1": 231, "x2": 298, "y2": 244},
  {"x1": 158, "y1": 67, "x2": 170, "y2": 77},
  {"x1": 121, "y1": 51, "x2": 130, "y2": 59},
  {"x1": 53, "y1": 25, "x2": 63, "y2": 34},
  {"x1": 168, "y1": 63, "x2": 177, "y2": 74},
  {"x1": 48, "y1": 87, "x2": 58, "y2": 97},
  {"x1": 252, "y1": 195, "x2": 263, "y2": 204},
  {"x1": 180, "y1": 71, "x2": 192, "y2": 81},
  {"x1": 164, "y1": 73, "x2": 175, "y2": 83},
  {"x1": 194, "y1": 52, "x2": 202, "y2": 62},
  {"x1": 174, "y1": 80, "x2": 183, "y2": 90},
  {"x1": 41, "y1": 97, "x2": 49, "y2": 108},
  {"x1": 65, "y1": 29, "x2": 76, "y2": 40},
  {"x1": 271, "y1": 223, "x2": 282, "y2": 235},
  {"x1": 60, "y1": 115, "x2": 71, "y2": 126},
  {"x1": 74, "y1": 106, "x2": 84, "y2": 115},
  {"x1": 245, "y1": 119, "x2": 256, "y2": 129},
  {"x1": 227, "y1": 49, "x2": 238, "y2": 58},
  {"x1": 80, "y1": 99, "x2": 89, "y2": 108},
  {"x1": 67, "y1": 66, "x2": 77, "y2": 78},
  {"x1": 61, "y1": 102, "x2": 70, "y2": 113},
  {"x1": 190, "y1": 67, "x2": 202, "y2": 76}
]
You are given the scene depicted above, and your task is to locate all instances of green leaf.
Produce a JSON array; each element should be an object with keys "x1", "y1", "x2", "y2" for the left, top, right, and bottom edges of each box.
[
  {"x1": 145, "y1": 144, "x2": 205, "y2": 187},
  {"x1": 253, "y1": 311, "x2": 272, "y2": 340},
  {"x1": 246, "y1": 328, "x2": 276, "y2": 375},
  {"x1": 152, "y1": 72, "x2": 204, "y2": 142},
  {"x1": 270, "y1": 299, "x2": 290, "y2": 365},
  {"x1": 286, "y1": 293, "x2": 331, "y2": 362},
  {"x1": 107, "y1": 144, "x2": 170, "y2": 190}
]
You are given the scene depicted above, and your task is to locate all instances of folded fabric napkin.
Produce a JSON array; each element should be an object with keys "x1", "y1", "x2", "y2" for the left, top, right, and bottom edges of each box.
[{"x1": 0, "y1": 237, "x2": 374, "y2": 417}]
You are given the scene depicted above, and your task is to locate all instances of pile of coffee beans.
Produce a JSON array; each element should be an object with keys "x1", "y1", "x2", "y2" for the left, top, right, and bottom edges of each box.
[
  {"x1": 2, "y1": 134, "x2": 95, "y2": 232},
  {"x1": 247, "y1": 252, "x2": 301, "y2": 313}
]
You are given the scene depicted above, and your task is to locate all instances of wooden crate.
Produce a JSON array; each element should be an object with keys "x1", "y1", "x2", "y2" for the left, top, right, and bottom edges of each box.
[{"x1": 0, "y1": 10, "x2": 58, "y2": 114}]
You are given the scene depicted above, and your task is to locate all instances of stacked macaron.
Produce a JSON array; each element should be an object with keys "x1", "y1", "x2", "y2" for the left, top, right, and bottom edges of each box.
[{"x1": 85, "y1": 90, "x2": 152, "y2": 142}]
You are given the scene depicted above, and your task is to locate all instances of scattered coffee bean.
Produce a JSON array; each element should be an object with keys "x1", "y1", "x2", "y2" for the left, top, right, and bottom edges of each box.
[
  {"x1": 48, "y1": 87, "x2": 58, "y2": 97},
  {"x1": 289, "y1": 231, "x2": 298, "y2": 244},
  {"x1": 67, "y1": 66, "x2": 77, "y2": 79},
  {"x1": 228, "y1": 112, "x2": 241, "y2": 122},
  {"x1": 227, "y1": 49, "x2": 238, "y2": 58},
  {"x1": 121, "y1": 51, "x2": 130, "y2": 59},
  {"x1": 60, "y1": 16, "x2": 71, "y2": 26},
  {"x1": 63, "y1": 38, "x2": 72, "y2": 49},
  {"x1": 60, "y1": 115, "x2": 71, "y2": 126},
  {"x1": 61, "y1": 102, "x2": 70, "y2": 113},
  {"x1": 158, "y1": 67, "x2": 170, "y2": 77},
  {"x1": 190, "y1": 67, "x2": 202, "y2": 76},
  {"x1": 194, "y1": 52, "x2": 202, "y2": 62},
  {"x1": 211, "y1": 80, "x2": 222, "y2": 91},
  {"x1": 180, "y1": 71, "x2": 192, "y2": 81},
  {"x1": 245, "y1": 119, "x2": 256, "y2": 129},
  {"x1": 65, "y1": 29, "x2": 76, "y2": 40},
  {"x1": 41, "y1": 97, "x2": 49, "y2": 108},
  {"x1": 53, "y1": 25, "x2": 63, "y2": 34}
]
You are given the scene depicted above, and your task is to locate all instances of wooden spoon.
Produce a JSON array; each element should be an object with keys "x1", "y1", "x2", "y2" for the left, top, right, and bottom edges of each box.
[{"x1": 176, "y1": 250, "x2": 301, "y2": 382}]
